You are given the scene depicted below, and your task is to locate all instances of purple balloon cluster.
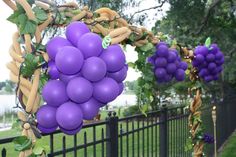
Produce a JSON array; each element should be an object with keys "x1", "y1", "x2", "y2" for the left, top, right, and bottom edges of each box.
[
  {"x1": 37, "y1": 22, "x2": 127, "y2": 135},
  {"x1": 192, "y1": 44, "x2": 224, "y2": 82},
  {"x1": 148, "y1": 42, "x2": 187, "y2": 83}
]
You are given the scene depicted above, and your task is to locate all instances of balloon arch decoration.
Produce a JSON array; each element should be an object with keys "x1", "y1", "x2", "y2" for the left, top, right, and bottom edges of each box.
[{"x1": 4, "y1": 0, "x2": 224, "y2": 157}]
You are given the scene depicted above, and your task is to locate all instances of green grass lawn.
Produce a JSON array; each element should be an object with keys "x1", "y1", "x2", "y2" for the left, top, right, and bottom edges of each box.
[{"x1": 219, "y1": 131, "x2": 236, "y2": 157}]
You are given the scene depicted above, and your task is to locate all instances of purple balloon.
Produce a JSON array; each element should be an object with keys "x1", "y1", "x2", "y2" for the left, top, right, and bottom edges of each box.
[
  {"x1": 179, "y1": 62, "x2": 188, "y2": 70},
  {"x1": 210, "y1": 44, "x2": 219, "y2": 54},
  {"x1": 216, "y1": 58, "x2": 224, "y2": 66},
  {"x1": 195, "y1": 54, "x2": 204, "y2": 63},
  {"x1": 155, "y1": 68, "x2": 166, "y2": 79},
  {"x1": 156, "y1": 42, "x2": 168, "y2": 49},
  {"x1": 59, "y1": 72, "x2": 81, "y2": 84},
  {"x1": 175, "y1": 69, "x2": 185, "y2": 81},
  {"x1": 167, "y1": 50, "x2": 177, "y2": 63},
  {"x1": 79, "y1": 98, "x2": 100, "y2": 120},
  {"x1": 204, "y1": 75, "x2": 213, "y2": 82},
  {"x1": 216, "y1": 66, "x2": 223, "y2": 73},
  {"x1": 156, "y1": 44, "x2": 168, "y2": 57},
  {"x1": 37, "y1": 124, "x2": 57, "y2": 134},
  {"x1": 194, "y1": 46, "x2": 208, "y2": 56},
  {"x1": 100, "y1": 45, "x2": 126, "y2": 72},
  {"x1": 55, "y1": 46, "x2": 84, "y2": 75},
  {"x1": 206, "y1": 54, "x2": 215, "y2": 62},
  {"x1": 46, "y1": 37, "x2": 72, "y2": 60},
  {"x1": 48, "y1": 61, "x2": 60, "y2": 79},
  {"x1": 82, "y1": 57, "x2": 107, "y2": 82},
  {"x1": 59, "y1": 122, "x2": 83, "y2": 135},
  {"x1": 215, "y1": 52, "x2": 224, "y2": 60},
  {"x1": 67, "y1": 77, "x2": 93, "y2": 103},
  {"x1": 208, "y1": 63, "x2": 217, "y2": 71},
  {"x1": 118, "y1": 82, "x2": 124, "y2": 95},
  {"x1": 164, "y1": 74, "x2": 172, "y2": 82},
  {"x1": 155, "y1": 57, "x2": 167, "y2": 68},
  {"x1": 56, "y1": 101, "x2": 83, "y2": 130},
  {"x1": 147, "y1": 55, "x2": 156, "y2": 65},
  {"x1": 66, "y1": 22, "x2": 90, "y2": 46},
  {"x1": 107, "y1": 66, "x2": 127, "y2": 83},
  {"x1": 37, "y1": 105, "x2": 58, "y2": 129},
  {"x1": 77, "y1": 33, "x2": 103, "y2": 59},
  {"x1": 93, "y1": 77, "x2": 119, "y2": 103},
  {"x1": 166, "y1": 63, "x2": 177, "y2": 74},
  {"x1": 199, "y1": 68, "x2": 208, "y2": 77},
  {"x1": 42, "y1": 80, "x2": 68, "y2": 107}
]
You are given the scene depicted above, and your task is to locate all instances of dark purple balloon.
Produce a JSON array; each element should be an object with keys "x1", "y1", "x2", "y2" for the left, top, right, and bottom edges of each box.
[
  {"x1": 213, "y1": 75, "x2": 219, "y2": 80},
  {"x1": 164, "y1": 74, "x2": 172, "y2": 82},
  {"x1": 118, "y1": 83, "x2": 124, "y2": 95},
  {"x1": 37, "y1": 105, "x2": 58, "y2": 129},
  {"x1": 42, "y1": 80, "x2": 68, "y2": 107},
  {"x1": 56, "y1": 101, "x2": 83, "y2": 130},
  {"x1": 195, "y1": 54, "x2": 204, "y2": 63},
  {"x1": 55, "y1": 46, "x2": 84, "y2": 75},
  {"x1": 59, "y1": 72, "x2": 81, "y2": 84},
  {"x1": 59, "y1": 122, "x2": 83, "y2": 135},
  {"x1": 216, "y1": 58, "x2": 224, "y2": 65},
  {"x1": 100, "y1": 44, "x2": 126, "y2": 72},
  {"x1": 37, "y1": 124, "x2": 57, "y2": 134},
  {"x1": 77, "y1": 33, "x2": 103, "y2": 59},
  {"x1": 107, "y1": 66, "x2": 127, "y2": 83},
  {"x1": 82, "y1": 57, "x2": 107, "y2": 82},
  {"x1": 204, "y1": 75, "x2": 213, "y2": 82},
  {"x1": 156, "y1": 44, "x2": 168, "y2": 57},
  {"x1": 79, "y1": 98, "x2": 100, "y2": 120},
  {"x1": 215, "y1": 52, "x2": 223, "y2": 60},
  {"x1": 175, "y1": 69, "x2": 185, "y2": 81},
  {"x1": 46, "y1": 36, "x2": 72, "y2": 60},
  {"x1": 206, "y1": 54, "x2": 215, "y2": 62},
  {"x1": 147, "y1": 55, "x2": 156, "y2": 65},
  {"x1": 208, "y1": 63, "x2": 217, "y2": 71},
  {"x1": 166, "y1": 63, "x2": 177, "y2": 74},
  {"x1": 199, "y1": 68, "x2": 208, "y2": 77},
  {"x1": 155, "y1": 42, "x2": 168, "y2": 49},
  {"x1": 167, "y1": 50, "x2": 177, "y2": 63},
  {"x1": 216, "y1": 66, "x2": 223, "y2": 73},
  {"x1": 179, "y1": 62, "x2": 188, "y2": 70},
  {"x1": 48, "y1": 61, "x2": 60, "y2": 79},
  {"x1": 66, "y1": 22, "x2": 90, "y2": 46},
  {"x1": 67, "y1": 77, "x2": 93, "y2": 103},
  {"x1": 155, "y1": 68, "x2": 166, "y2": 79},
  {"x1": 210, "y1": 44, "x2": 219, "y2": 54},
  {"x1": 194, "y1": 46, "x2": 208, "y2": 56},
  {"x1": 155, "y1": 57, "x2": 167, "y2": 68},
  {"x1": 93, "y1": 77, "x2": 119, "y2": 103}
]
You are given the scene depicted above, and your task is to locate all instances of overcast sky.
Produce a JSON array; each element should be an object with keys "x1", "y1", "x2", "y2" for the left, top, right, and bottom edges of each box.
[{"x1": 0, "y1": 0, "x2": 169, "y2": 82}]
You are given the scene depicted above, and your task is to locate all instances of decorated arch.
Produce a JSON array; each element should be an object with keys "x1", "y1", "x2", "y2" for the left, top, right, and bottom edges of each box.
[{"x1": 3, "y1": 0, "x2": 224, "y2": 157}]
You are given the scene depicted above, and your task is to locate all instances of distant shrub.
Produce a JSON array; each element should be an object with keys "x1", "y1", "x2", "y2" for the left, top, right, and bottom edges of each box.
[{"x1": 123, "y1": 105, "x2": 141, "y2": 117}]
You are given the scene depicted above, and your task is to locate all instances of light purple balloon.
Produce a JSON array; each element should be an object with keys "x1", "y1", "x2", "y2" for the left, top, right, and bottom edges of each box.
[
  {"x1": 42, "y1": 80, "x2": 69, "y2": 107},
  {"x1": 167, "y1": 50, "x2": 177, "y2": 63},
  {"x1": 107, "y1": 66, "x2": 127, "y2": 83},
  {"x1": 118, "y1": 82, "x2": 124, "y2": 95},
  {"x1": 82, "y1": 57, "x2": 107, "y2": 82},
  {"x1": 155, "y1": 68, "x2": 166, "y2": 79},
  {"x1": 66, "y1": 22, "x2": 90, "y2": 46},
  {"x1": 156, "y1": 44, "x2": 168, "y2": 57},
  {"x1": 48, "y1": 61, "x2": 60, "y2": 79},
  {"x1": 37, "y1": 124, "x2": 57, "y2": 134},
  {"x1": 37, "y1": 105, "x2": 58, "y2": 129},
  {"x1": 77, "y1": 33, "x2": 103, "y2": 59},
  {"x1": 46, "y1": 36, "x2": 72, "y2": 60},
  {"x1": 194, "y1": 46, "x2": 208, "y2": 56},
  {"x1": 67, "y1": 77, "x2": 93, "y2": 103},
  {"x1": 79, "y1": 98, "x2": 100, "y2": 120},
  {"x1": 166, "y1": 63, "x2": 177, "y2": 74},
  {"x1": 155, "y1": 57, "x2": 167, "y2": 68},
  {"x1": 179, "y1": 61, "x2": 188, "y2": 70},
  {"x1": 55, "y1": 46, "x2": 84, "y2": 75},
  {"x1": 100, "y1": 44, "x2": 126, "y2": 72},
  {"x1": 59, "y1": 122, "x2": 83, "y2": 135},
  {"x1": 59, "y1": 72, "x2": 81, "y2": 84},
  {"x1": 56, "y1": 101, "x2": 83, "y2": 130},
  {"x1": 93, "y1": 77, "x2": 119, "y2": 103}
]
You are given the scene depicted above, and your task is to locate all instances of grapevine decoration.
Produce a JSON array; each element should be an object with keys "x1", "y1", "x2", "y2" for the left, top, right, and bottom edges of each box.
[{"x1": 3, "y1": 0, "x2": 224, "y2": 157}]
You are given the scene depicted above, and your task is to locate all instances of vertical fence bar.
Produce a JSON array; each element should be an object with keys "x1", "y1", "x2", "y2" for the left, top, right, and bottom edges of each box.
[
  {"x1": 101, "y1": 128, "x2": 105, "y2": 157},
  {"x1": 106, "y1": 113, "x2": 118, "y2": 157},
  {"x1": 126, "y1": 119, "x2": 129, "y2": 157},
  {"x1": 155, "y1": 115, "x2": 158, "y2": 157},
  {"x1": 74, "y1": 134, "x2": 77, "y2": 157},
  {"x1": 137, "y1": 118, "x2": 140, "y2": 157},
  {"x1": 1, "y1": 148, "x2": 6, "y2": 157},
  {"x1": 50, "y1": 134, "x2": 54, "y2": 156},
  {"x1": 159, "y1": 106, "x2": 168, "y2": 157},
  {"x1": 147, "y1": 116, "x2": 149, "y2": 157},
  {"x1": 142, "y1": 118, "x2": 144, "y2": 157},
  {"x1": 84, "y1": 132, "x2": 87, "y2": 157},
  {"x1": 62, "y1": 136, "x2": 66, "y2": 157},
  {"x1": 132, "y1": 120, "x2": 134, "y2": 157},
  {"x1": 120, "y1": 124, "x2": 123, "y2": 157},
  {"x1": 93, "y1": 126, "x2": 96, "y2": 157},
  {"x1": 151, "y1": 116, "x2": 154, "y2": 157}
]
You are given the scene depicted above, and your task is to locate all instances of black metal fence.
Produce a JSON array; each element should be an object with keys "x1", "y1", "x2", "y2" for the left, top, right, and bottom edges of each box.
[{"x1": 1, "y1": 100, "x2": 236, "y2": 157}]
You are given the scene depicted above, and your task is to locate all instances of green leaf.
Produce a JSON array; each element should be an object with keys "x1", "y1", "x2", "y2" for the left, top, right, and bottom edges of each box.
[
  {"x1": 33, "y1": 7, "x2": 48, "y2": 23},
  {"x1": 28, "y1": 153, "x2": 37, "y2": 157},
  {"x1": 127, "y1": 62, "x2": 136, "y2": 68},
  {"x1": 205, "y1": 37, "x2": 211, "y2": 48},
  {"x1": 20, "y1": 20, "x2": 37, "y2": 35},
  {"x1": 140, "y1": 43, "x2": 154, "y2": 52},
  {"x1": 21, "y1": 54, "x2": 40, "y2": 78},
  {"x1": 184, "y1": 138, "x2": 193, "y2": 151},
  {"x1": 140, "y1": 104, "x2": 149, "y2": 116},
  {"x1": 33, "y1": 138, "x2": 49, "y2": 155},
  {"x1": 39, "y1": 73, "x2": 49, "y2": 93},
  {"x1": 13, "y1": 136, "x2": 32, "y2": 151},
  {"x1": 7, "y1": 12, "x2": 20, "y2": 24}
]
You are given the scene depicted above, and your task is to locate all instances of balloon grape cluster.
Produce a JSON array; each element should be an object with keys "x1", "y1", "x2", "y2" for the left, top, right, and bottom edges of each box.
[
  {"x1": 192, "y1": 44, "x2": 224, "y2": 82},
  {"x1": 148, "y1": 42, "x2": 188, "y2": 83},
  {"x1": 37, "y1": 22, "x2": 127, "y2": 135}
]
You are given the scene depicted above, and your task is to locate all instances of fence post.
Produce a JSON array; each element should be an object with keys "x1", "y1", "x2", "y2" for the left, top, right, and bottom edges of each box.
[
  {"x1": 106, "y1": 112, "x2": 118, "y2": 157},
  {"x1": 159, "y1": 105, "x2": 168, "y2": 157},
  {"x1": 2, "y1": 148, "x2": 6, "y2": 157}
]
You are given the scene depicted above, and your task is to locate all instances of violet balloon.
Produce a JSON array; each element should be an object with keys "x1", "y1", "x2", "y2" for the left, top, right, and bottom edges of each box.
[
  {"x1": 107, "y1": 66, "x2": 127, "y2": 83},
  {"x1": 42, "y1": 80, "x2": 68, "y2": 107},
  {"x1": 46, "y1": 36, "x2": 72, "y2": 60},
  {"x1": 56, "y1": 102, "x2": 83, "y2": 130},
  {"x1": 36, "y1": 105, "x2": 58, "y2": 129},
  {"x1": 59, "y1": 72, "x2": 81, "y2": 84},
  {"x1": 66, "y1": 22, "x2": 90, "y2": 46},
  {"x1": 55, "y1": 46, "x2": 84, "y2": 75},
  {"x1": 118, "y1": 82, "x2": 124, "y2": 95},
  {"x1": 156, "y1": 44, "x2": 168, "y2": 57},
  {"x1": 166, "y1": 63, "x2": 177, "y2": 74},
  {"x1": 175, "y1": 69, "x2": 185, "y2": 81},
  {"x1": 167, "y1": 50, "x2": 177, "y2": 63},
  {"x1": 155, "y1": 68, "x2": 166, "y2": 79},
  {"x1": 93, "y1": 77, "x2": 119, "y2": 103},
  {"x1": 37, "y1": 124, "x2": 57, "y2": 134},
  {"x1": 59, "y1": 122, "x2": 83, "y2": 135},
  {"x1": 79, "y1": 98, "x2": 100, "y2": 120},
  {"x1": 67, "y1": 77, "x2": 93, "y2": 103},
  {"x1": 155, "y1": 57, "x2": 167, "y2": 68},
  {"x1": 48, "y1": 61, "x2": 60, "y2": 79},
  {"x1": 100, "y1": 44, "x2": 125, "y2": 72},
  {"x1": 77, "y1": 33, "x2": 103, "y2": 59},
  {"x1": 82, "y1": 57, "x2": 107, "y2": 82}
]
